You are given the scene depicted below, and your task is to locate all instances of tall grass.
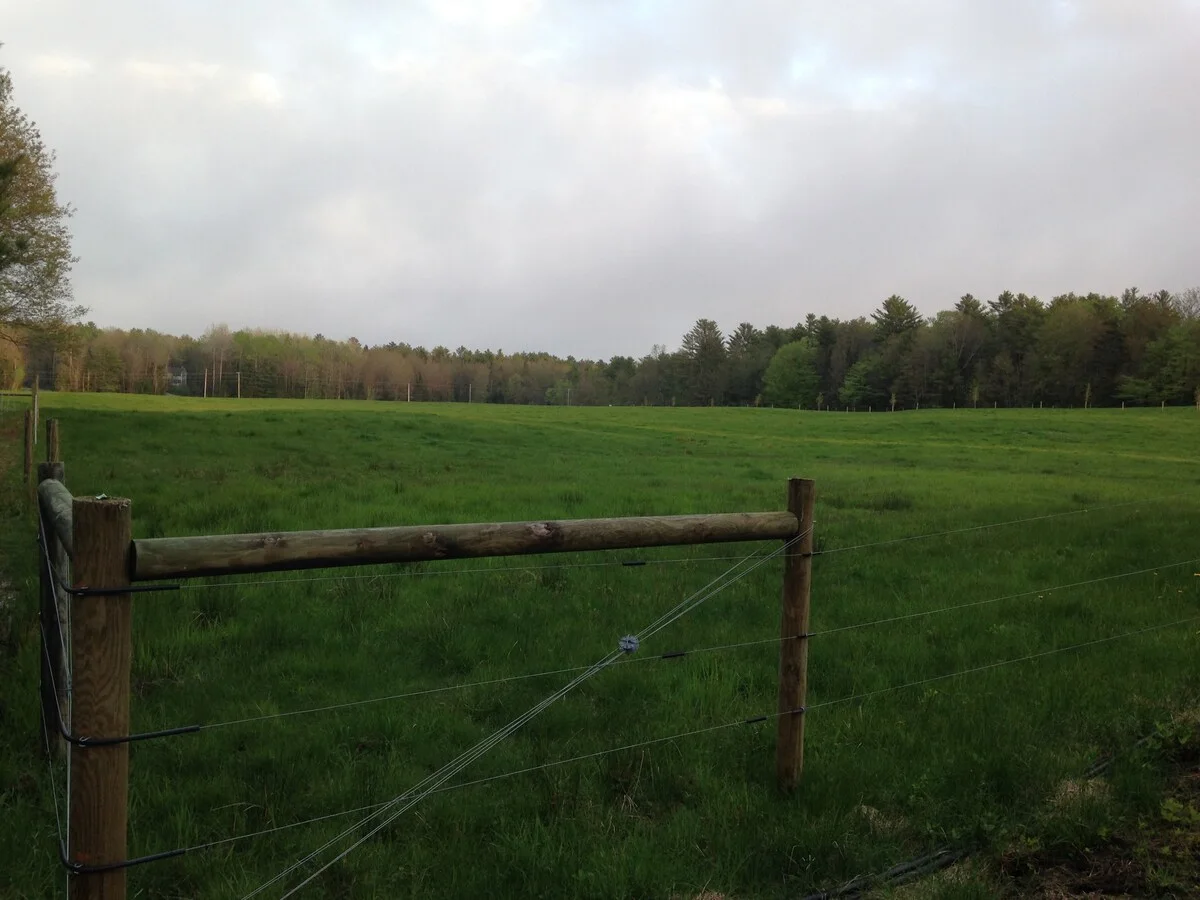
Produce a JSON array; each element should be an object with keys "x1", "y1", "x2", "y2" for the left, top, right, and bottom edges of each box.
[{"x1": 0, "y1": 395, "x2": 1197, "y2": 898}]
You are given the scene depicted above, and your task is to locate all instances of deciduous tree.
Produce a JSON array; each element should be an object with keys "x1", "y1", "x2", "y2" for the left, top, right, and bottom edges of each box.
[
  {"x1": 0, "y1": 64, "x2": 80, "y2": 341},
  {"x1": 763, "y1": 340, "x2": 819, "y2": 408}
]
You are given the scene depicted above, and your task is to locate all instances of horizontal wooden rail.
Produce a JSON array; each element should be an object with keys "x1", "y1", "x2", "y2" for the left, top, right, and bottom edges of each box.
[
  {"x1": 38, "y1": 479, "x2": 74, "y2": 560},
  {"x1": 132, "y1": 511, "x2": 800, "y2": 581}
]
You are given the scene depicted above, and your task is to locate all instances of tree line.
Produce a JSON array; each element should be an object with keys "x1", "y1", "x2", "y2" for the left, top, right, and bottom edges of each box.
[
  {"x1": 3, "y1": 62, "x2": 1199, "y2": 410},
  {"x1": 6, "y1": 286, "x2": 1198, "y2": 409}
]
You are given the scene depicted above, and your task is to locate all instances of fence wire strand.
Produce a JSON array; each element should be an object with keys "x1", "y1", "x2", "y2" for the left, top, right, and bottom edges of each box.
[
  {"x1": 171, "y1": 493, "x2": 1171, "y2": 593},
  {"x1": 36, "y1": 506, "x2": 75, "y2": 883},
  {"x1": 160, "y1": 532, "x2": 804, "y2": 733},
  {"x1": 812, "y1": 495, "x2": 1170, "y2": 557},
  {"x1": 805, "y1": 613, "x2": 1200, "y2": 711},
  {"x1": 242, "y1": 531, "x2": 808, "y2": 898},
  {"x1": 176, "y1": 553, "x2": 761, "y2": 591},
  {"x1": 181, "y1": 549, "x2": 1194, "y2": 734},
  {"x1": 31, "y1": 485, "x2": 1193, "y2": 889},
  {"x1": 40, "y1": 703, "x2": 66, "y2": 853},
  {"x1": 808, "y1": 555, "x2": 1200, "y2": 638},
  {"x1": 162, "y1": 610, "x2": 1199, "y2": 872}
]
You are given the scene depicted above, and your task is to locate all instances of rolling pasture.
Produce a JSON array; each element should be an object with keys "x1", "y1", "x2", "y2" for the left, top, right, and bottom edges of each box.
[{"x1": 2, "y1": 395, "x2": 1199, "y2": 898}]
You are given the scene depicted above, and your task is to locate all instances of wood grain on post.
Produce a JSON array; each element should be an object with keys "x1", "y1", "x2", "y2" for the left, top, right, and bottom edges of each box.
[
  {"x1": 39, "y1": 479, "x2": 74, "y2": 559},
  {"x1": 70, "y1": 497, "x2": 133, "y2": 900},
  {"x1": 23, "y1": 409, "x2": 34, "y2": 489},
  {"x1": 37, "y1": 462, "x2": 68, "y2": 760},
  {"x1": 132, "y1": 510, "x2": 800, "y2": 581},
  {"x1": 47, "y1": 418, "x2": 60, "y2": 462},
  {"x1": 776, "y1": 477, "x2": 815, "y2": 792}
]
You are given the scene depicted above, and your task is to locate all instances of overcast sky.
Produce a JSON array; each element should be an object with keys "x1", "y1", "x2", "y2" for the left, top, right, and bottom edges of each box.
[{"x1": 2, "y1": 1, "x2": 1198, "y2": 358}]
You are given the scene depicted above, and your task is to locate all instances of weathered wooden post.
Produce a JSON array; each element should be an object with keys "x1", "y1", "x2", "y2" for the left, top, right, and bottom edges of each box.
[
  {"x1": 37, "y1": 463, "x2": 69, "y2": 760},
  {"x1": 776, "y1": 477, "x2": 815, "y2": 791},
  {"x1": 47, "y1": 418, "x2": 60, "y2": 462},
  {"x1": 70, "y1": 497, "x2": 133, "y2": 900},
  {"x1": 23, "y1": 409, "x2": 34, "y2": 490}
]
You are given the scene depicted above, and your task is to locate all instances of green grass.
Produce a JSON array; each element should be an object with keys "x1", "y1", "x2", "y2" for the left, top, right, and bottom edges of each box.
[{"x1": 1, "y1": 394, "x2": 1198, "y2": 899}]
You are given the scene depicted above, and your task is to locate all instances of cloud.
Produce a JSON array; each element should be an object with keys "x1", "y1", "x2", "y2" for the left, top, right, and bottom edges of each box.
[
  {"x1": 124, "y1": 59, "x2": 221, "y2": 90},
  {"x1": 1, "y1": 0, "x2": 1198, "y2": 357},
  {"x1": 29, "y1": 54, "x2": 91, "y2": 77}
]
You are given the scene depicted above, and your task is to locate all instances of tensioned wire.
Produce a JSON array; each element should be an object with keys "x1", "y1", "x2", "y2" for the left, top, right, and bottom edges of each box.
[
  {"x1": 36, "y1": 509, "x2": 72, "y2": 885},
  {"x1": 38, "y1": 653, "x2": 66, "y2": 851},
  {"x1": 160, "y1": 610, "x2": 1200, "y2": 869},
  {"x1": 39, "y1": 492, "x2": 1191, "y2": 883},
  {"x1": 241, "y1": 528, "x2": 810, "y2": 898},
  {"x1": 37, "y1": 539, "x2": 1197, "y2": 879},
  {"x1": 36, "y1": 498, "x2": 1194, "y2": 797},
  {"x1": 180, "y1": 552, "x2": 1200, "y2": 733},
  {"x1": 258, "y1": 538, "x2": 1195, "y2": 897},
  {"x1": 27, "y1": 494, "x2": 1182, "y2": 745},
  {"x1": 171, "y1": 493, "x2": 1173, "y2": 592},
  {"x1": 245, "y1": 530, "x2": 810, "y2": 897}
]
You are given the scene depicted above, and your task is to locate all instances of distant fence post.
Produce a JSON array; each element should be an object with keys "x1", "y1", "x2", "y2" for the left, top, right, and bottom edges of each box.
[
  {"x1": 47, "y1": 418, "x2": 60, "y2": 463},
  {"x1": 70, "y1": 497, "x2": 133, "y2": 900},
  {"x1": 37, "y1": 461, "x2": 68, "y2": 760},
  {"x1": 776, "y1": 477, "x2": 815, "y2": 791},
  {"x1": 23, "y1": 409, "x2": 34, "y2": 491}
]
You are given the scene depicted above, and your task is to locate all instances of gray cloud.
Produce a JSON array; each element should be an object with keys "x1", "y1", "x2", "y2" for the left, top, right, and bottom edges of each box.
[{"x1": 2, "y1": 0, "x2": 1197, "y2": 357}]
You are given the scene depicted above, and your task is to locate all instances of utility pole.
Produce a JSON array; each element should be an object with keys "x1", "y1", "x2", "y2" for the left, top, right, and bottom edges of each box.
[
  {"x1": 203, "y1": 369, "x2": 208, "y2": 399},
  {"x1": 567, "y1": 387, "x2": 571, "y2": 406},
  {"x1": 469, "y1": 383, "x2": 472, "y2": 403},
  {"x1": 237, "y1": 371, "x2": 241, "y2": 399}
]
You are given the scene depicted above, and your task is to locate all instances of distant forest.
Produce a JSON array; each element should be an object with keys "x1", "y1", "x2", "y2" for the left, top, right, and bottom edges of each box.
[{"x1": 10, "y1": 287, "x2": 1200, "y2": 409}]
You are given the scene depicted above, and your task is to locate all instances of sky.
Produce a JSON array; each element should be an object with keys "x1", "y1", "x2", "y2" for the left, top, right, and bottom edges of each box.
[{"x1": 2, "y1": 0, "x2": 1198, "y2": 359}]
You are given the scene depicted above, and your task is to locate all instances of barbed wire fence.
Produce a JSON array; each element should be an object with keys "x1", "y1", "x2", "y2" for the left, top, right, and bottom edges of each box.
[{"x1": 32, "y1": 490, "x2": 1199, "y2": 898}]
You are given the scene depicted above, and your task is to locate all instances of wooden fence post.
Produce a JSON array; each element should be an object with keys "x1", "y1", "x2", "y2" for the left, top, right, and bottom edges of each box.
[
  {"x1": 47, "y1": 418, "x2": 60, "y2": 463},
  {"x1": 23, "y1": 409, "x2": 34, "y2": 490},
  {"x1": 776, "y1": 477, "x2": 815, "y2": 791},
  {"x1": 70, "y1": 497, "x2": 133, "y2": 900},
  {"x1": 37, "y1": 461, "x2": 68, "y2": 760},
  {"x1": 33, "y1": 374, "x2": 39, "y2": 445}
]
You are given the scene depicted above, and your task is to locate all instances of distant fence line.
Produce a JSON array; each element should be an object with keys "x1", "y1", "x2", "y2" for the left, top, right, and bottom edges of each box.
[{"x1": 5, "y1": 376, "x2": 1197, "y2": 411}]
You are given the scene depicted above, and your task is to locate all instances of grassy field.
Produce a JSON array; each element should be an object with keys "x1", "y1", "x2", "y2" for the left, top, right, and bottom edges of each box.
[{"x1": 1, "y1": 394, "x2": 1198, "y2": 899}]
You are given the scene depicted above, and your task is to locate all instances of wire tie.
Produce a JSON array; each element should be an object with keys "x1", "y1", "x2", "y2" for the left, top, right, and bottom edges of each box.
[
  {"x1": 66, "y1": 580, "x2": 181, "y2": 597},
  {"x1": 59, "y1": 842, "x2": 186, "y2": 875},
  {"x1": 618, "y1": 635, "x2": 640, "y2": 654}
]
